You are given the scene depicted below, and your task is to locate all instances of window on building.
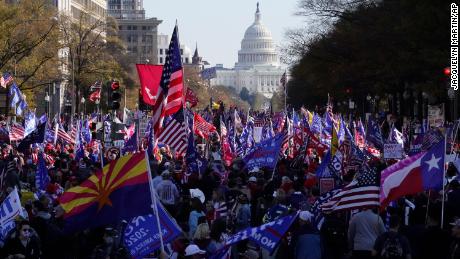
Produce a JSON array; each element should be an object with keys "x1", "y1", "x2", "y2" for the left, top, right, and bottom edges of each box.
[
  {"x1": 132, "y1": 46, "x2": 138, "y2": 52},
  {"x1": 160, "y1": 49, "x2": 163, "y2": 55},
  {"x1": 133, "y1": 26, "x2": 137, "y2": 30},
  {"x1": 142, "y1": 26, "x2": 147, "y2": 30},
  {"x1": 118, "y1": 25, "x2": 123, "y2": 30},
  {"x1": 185, "y1": 58, "x2": 189, "y2": 63},
  {"x1": 160, "y1": 57, "x2": 163, "y2": 63},
  {"x1": 180, "y1": 49, "x2": 183, "y2": 55},
  {"x1": 127, "y1": 25, "x2": 132, "y2": 30}
]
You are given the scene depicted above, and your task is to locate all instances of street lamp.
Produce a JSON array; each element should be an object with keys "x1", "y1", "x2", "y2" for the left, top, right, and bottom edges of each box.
[
  {"x1": 81, "y1": 97, "x2": 86, "y2": 116},
  {"x1": 44, "y1": 92, "x2": 50, "y2": 116}
]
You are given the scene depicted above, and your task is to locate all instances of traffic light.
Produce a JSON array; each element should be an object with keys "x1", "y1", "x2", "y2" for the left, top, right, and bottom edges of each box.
[
  {"x1": 109, "y1": 80, "x2": 121, "y2": 110},
  {"x1": 90, "y1": 122, "x2": 97, "y2": 139},
  {"x1": 444, "y1": 67, "x2": 451, "y2": 76}
]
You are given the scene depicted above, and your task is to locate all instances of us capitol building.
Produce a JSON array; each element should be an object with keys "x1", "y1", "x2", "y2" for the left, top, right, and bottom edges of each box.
[{"x1": 209, "y1": 3, "x2": 285, "y2": 99}]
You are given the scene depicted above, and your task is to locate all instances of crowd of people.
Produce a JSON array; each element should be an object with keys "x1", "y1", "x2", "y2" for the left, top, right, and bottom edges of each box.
[{"x1": 0, "y1": 107, "x2": 459, "y2": 259}]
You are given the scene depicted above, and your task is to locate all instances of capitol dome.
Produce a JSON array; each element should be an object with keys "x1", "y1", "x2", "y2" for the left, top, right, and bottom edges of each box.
[{"x1": 235, "y1": 2, "x2": 279, "y2": 69}]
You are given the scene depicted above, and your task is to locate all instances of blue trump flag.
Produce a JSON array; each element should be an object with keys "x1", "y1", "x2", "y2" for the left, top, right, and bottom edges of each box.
[
  {"x1": 366, "y1": 118, "x2": 384, "y2": 150},
  {"x1": 123, "y1": 200, "x2": 182, "y2": 259},
  {"x1": 243, "y1": 133, "x2": 283, "y2": 171},
  {"x1": 17, "y1": 122, "x2": 46, "y2": 152},
  {"x1": 223, "y1": 213, "x2": 298, "y2": 253},
  {"x1": 36, "y1": 153, "x2": 50, "y2": 191}
]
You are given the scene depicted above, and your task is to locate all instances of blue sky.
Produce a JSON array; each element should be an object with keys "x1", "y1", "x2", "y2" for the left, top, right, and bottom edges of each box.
[{"x1": 144, "y1": 0, "x2": 304, "y2": 67}]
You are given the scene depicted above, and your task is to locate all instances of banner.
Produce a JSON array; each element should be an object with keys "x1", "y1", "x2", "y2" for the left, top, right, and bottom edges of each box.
[
  {"x1": 124, "y1": 200, "x2": 182, "y2": 259},
  {"x1": 136, "y1": 64, "x2": 163, "y2": 106},
  {"x1": 0, "y1": 188, "x2": 25, "y2": 241},
  {"x1": 384, "y1": 143, "x2": 404, "y2": 159},
  {"x1": 224, "y1": 213, "x2": 298, "y2": 253},
  {"x1": 428, "y1": 104, "x2": 445, "y2": 128},
  {"x1": 243, "y1": 133, "x2": 283, "y2": 171}
]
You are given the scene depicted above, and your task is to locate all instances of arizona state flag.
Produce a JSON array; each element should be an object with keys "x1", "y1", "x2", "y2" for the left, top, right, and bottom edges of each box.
[{"x1": 59, "y1": 153, "x2": 151, "y2": 233}]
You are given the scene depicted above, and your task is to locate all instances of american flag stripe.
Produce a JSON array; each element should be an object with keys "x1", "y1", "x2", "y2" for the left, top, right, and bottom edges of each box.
[
  {"x1": 321, "y1": 165, "x2": 380, "y2": 212},
  {"x1": 158, "y1": 110, "x2": 187, "y2": 155},
  {"x1": 58, "y1": 127, "x2": 75, "y2": 144},
  {"x1": 152, "y1": 25, "x2": 183, "y2": 137},
  {"x1": 9, "y1": 124, "x2": 25, "y2": 141}
]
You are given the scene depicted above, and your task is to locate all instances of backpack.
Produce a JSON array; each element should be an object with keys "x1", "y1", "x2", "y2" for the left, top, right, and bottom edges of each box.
[{"x1": 380, "y1": 234, "x2": 404, "y2": 259}]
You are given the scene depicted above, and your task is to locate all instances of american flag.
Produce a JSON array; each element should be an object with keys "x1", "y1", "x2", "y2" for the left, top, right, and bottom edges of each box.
[
  {"x1": 57, "y1": 125, "x2": 75, "y2": 144},
  {"x1": 152, "y1": 25, "x2": 183, "y2": 138},
  {"x1": 193, "y1": 112, "x2": 216, "y2": 140},
  {"x1": 9, "y1": 124, "x2": 24, "y2": 141},
  {"x1": 158, "y1": 108, "x2": 187, "y2": 155},
  {"x1": 321, "y1": 165, "x2": 380, "y2": 212},
  {"x1": 1, "y1": 72, "x2": 13, "y2": 88},
  {"x1": 70, "y1": 124, "x2": 77, "y2": 141}
]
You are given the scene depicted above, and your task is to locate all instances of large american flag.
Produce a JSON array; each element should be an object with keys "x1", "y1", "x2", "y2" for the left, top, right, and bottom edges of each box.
[
  {"x1": 152, "y1": 25, "x2": 183, "y2": 138},
  {"x1": 158, "y1": 108, "x2": 187, "y2": 155},
  {"x1": 9, "y1": 124, "x2": 25, "y2": 141},
  {"x1": 321, "y1": 165, "x2": 380, "y2": 212}
]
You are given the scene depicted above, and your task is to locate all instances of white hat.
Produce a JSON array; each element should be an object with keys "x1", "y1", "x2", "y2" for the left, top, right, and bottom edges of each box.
[
  {"x1": 299, "y1": 211, "x2": 313, "y2": 222},
  {"x1": 248, "y1": 176, "x2": 257, "y2": 182},
  {"x1": 450, "y1": 218, "x2": 460, "y2": 227},
  {"x1": 189, "y1": 188, "x2": 205, "y2": 203},
  {"x1": 185, "y1": 244, "x2": 206, "y2": 256},
  {"x1": 249, "y1": 167, "x2": 260, "y2": 173}
]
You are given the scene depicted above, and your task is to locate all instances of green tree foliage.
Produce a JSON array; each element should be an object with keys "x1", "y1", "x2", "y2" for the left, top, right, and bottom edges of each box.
[
  {"x1": 0, "y1": 0, "x2": 62, "y2": 108},
  {"x1": 239, "y1": 87, "x2": 250, "y2": 102},
  {"x1": 286, "y1": 0, "x2": 450, "y2": 109},
  {"x1": 60, "y1": 11, "x2": 125, "y2": 113}
]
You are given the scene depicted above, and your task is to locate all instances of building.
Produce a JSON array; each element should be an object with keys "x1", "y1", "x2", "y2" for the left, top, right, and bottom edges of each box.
[
  {"x1": 55, "y1": 0, "x2": 107, "y2": 22},
  {"x1": 210, "y1": 3, "x2": 284, "y2": 99},
  {"x1": 42, "y1": 0, "x2": 108, "y2": 116},
  {"x1": 107, "y1": 0, "x2": 144, "y2": 20},
  {"x1": 108, "y1": 0, "x2": 161, "y2": 64},
  {"x1": 157, "y1": 34, "x2": 193, "y2": 65}
]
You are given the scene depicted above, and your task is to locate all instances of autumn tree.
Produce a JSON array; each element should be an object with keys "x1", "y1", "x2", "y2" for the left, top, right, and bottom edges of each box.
[
  {"x1": 0, "y1": 0, "x2": 61, "y2": 108},
  {"x1": 59, "y1": 11, "x2": 125, "y2": 114}
]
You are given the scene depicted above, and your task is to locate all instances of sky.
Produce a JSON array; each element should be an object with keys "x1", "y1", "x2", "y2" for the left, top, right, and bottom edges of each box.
[{"x1": 144, "y1": 0, "x2": 304, "y2": 68}]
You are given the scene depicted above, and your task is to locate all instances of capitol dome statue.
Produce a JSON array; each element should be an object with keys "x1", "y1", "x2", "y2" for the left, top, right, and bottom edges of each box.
[{"x1": 210, "y1": 2, "x2": 285, "y2": 99}]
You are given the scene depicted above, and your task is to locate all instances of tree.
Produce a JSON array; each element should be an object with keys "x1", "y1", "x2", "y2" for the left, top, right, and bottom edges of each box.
[
  {"x1": 0, "y1": 0, "x2": 61, "y2": 108},
  {"x1": 59, "y1": 11, "x2": 124, "y2": 114},
  {"x1": 286, "y1": 0, "x2": 450, "y2": 111},
  {"x1": 239, "y1": 87, "x2": 250, "y2": 102}
]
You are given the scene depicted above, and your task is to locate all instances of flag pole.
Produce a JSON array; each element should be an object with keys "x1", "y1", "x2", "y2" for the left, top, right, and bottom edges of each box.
[
  {"x1": 144, "y1": 150, "x2": 165, "y2": 252},
  {"x1": 441, "y1": 132, "x2": 447, "y2": 229}
]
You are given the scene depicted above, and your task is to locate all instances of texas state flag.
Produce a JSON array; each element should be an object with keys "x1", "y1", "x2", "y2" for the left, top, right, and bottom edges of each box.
[{"x1": 380, "y1": 139, "x2": 445, "y2": 208}]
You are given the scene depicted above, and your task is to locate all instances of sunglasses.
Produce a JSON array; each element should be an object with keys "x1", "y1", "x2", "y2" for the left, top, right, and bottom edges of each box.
[{"x1": 22, "y1": 229, "x2": 31, "y2": 232}]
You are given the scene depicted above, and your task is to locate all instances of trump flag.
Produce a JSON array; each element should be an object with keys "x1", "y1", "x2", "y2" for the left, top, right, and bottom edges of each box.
[{"x1": 136, "y1": 64, "x2": 163, "y2": 106}]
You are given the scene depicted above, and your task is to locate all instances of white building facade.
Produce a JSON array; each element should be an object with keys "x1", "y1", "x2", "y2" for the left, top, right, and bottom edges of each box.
[
  {"x1": 157, "y1": 34, "x2": 193, "y2": 65},
  {"x1": 210, "y1": 3, "x2": 284, "y2": 99}
]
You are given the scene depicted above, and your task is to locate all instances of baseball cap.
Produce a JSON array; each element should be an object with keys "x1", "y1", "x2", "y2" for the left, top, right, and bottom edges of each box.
[
  {"x1": 450, "y1": 218, "x2": 460, "y2": 227},
  {"x1": 299, "y1": 211, "x2": 313, "y2": 222},
  {"x1": 248, "y1": 176, "x2": 257, "y2": 183},
  {"x1": 243, "y1": 249, "x2": 259, "y2": 258},
  {"x1": 184, "y1": 244, "x2": 206, "y2": 256}
]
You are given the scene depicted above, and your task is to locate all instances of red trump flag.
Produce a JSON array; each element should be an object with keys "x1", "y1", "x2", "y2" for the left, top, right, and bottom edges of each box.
[{"x1": 136, "y1": 64, "x2": 163, "y2": 106}]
